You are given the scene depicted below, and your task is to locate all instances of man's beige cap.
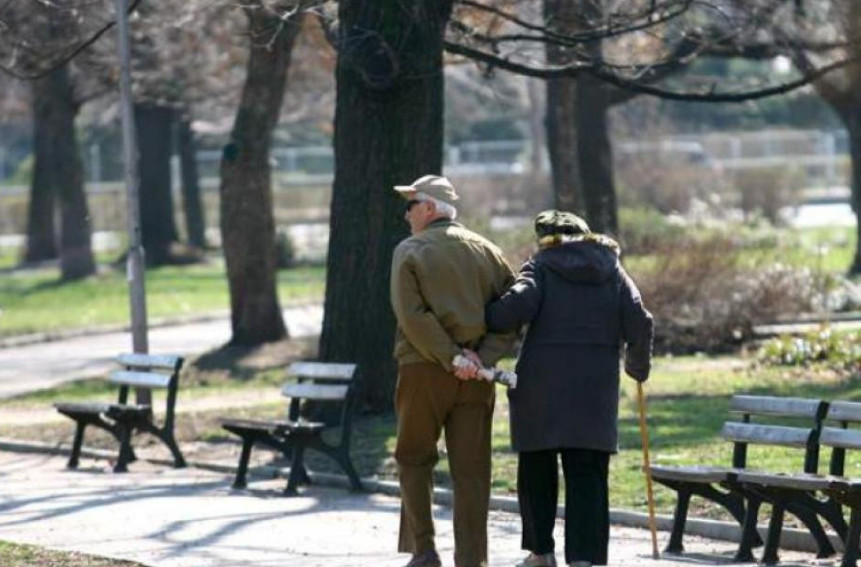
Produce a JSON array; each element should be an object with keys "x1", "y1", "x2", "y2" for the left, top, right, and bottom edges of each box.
[{"x1": 393, "y1": 175, "x2": 459, "y2": 205}]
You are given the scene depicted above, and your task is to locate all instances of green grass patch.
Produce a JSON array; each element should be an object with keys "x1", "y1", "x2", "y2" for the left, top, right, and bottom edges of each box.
[
  {"x1": 0, "y1": 541, "x2": 144, "y2": 566},
  {"x1": 0, "y1": 263, "x2": 324, "y2": 337}
]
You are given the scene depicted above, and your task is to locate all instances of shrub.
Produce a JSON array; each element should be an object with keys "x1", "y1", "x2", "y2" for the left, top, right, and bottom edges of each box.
[
  {"x1": 632, "y1": 236, "x2": 821, "y2": 353},
  {"x1": 732, "y1": 166, "x2": 804, "y2": 226},
  {"x1": 758, "y1": 327, "x2": 861, "y2": 371},
  {"x1": 617, "y1": 207, "x2": 686, "y2": 255}
]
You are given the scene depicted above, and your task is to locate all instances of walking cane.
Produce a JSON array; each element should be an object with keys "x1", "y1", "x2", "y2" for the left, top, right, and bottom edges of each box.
[{"x1": 637, "y1": 381, "x2": 660, "y2": 559}]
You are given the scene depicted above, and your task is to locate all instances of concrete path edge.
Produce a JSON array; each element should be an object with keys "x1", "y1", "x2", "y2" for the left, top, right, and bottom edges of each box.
[{"x1": 0, "y1": 437, "x2": 835, "y2": 555}]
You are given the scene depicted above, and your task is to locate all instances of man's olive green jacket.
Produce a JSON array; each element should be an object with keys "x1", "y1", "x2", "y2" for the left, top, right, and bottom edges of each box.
[{"x1": 390, "y1": 218, "x2": 516, "y2": 371}]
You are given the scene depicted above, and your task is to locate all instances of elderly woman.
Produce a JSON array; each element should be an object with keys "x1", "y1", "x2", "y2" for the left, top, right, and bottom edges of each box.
[{"x1": 485, "y1": 210, "x2": 653, "y2": 567}]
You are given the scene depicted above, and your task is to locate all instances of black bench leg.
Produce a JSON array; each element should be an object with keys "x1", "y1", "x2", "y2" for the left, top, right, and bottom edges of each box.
[
  {"x1": 163, "y1": 434, "x2": 186, "y2": 469},
  {"x1": 665, "y1": 489, "x2": 691, "y2": 554},
  {"x1": 114, "y1": 426, "x2": 132, "y2": 473},
  {"x1": 284, "y1": 443, "x2": 307, "y2": 496},
  {"x1": 736, "y1": 495, "x2": 762, "y2": 562},
  {"x1": 339, "y1": 450, "x2": 362, "y2": 492},
  {"x1": 791, "y1": 505, "x2": 836, "y2": 558},
  {"x1": 762, "y1": 503, "x2": 785, "y2": 566},
  {"x1": 233, "y1": 437, "x2": 254, "y2": 489},
  {"x1": 842, "y1": 507, "x2": 861, "y2": 567},
  {"x1": 67, "y1": 422, "x2": 86, "y2": 469}
]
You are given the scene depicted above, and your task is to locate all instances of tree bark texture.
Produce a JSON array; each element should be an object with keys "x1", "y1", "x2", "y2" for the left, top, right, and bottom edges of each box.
[
  {"x1": 577, "y1": 76, "x2": 618, "y2": 235},
  {"x1": 544, "y1": 0, "x2": 583, "y2": 214},
  {"x1": 23, "y1": 143, "x2": 58, "y2": 263},
  {"x1": 28, "y1": 66, "x2": 95, "y2": 279},
  {"x1": 319, "y1": 0, "x2": 454, "y2": 412},
  {"x1": 846, "y1": 116, "x2": 861, "y2": 274},
  {"x1": 136, "y1": 103, "x2": 180, "y2": 266},
  {"x1": 178, "y1": 117, "x2": 207, "y2": 249},
  {"x1": 219, "y1": 6, "x2": 301, "y2": 345}
]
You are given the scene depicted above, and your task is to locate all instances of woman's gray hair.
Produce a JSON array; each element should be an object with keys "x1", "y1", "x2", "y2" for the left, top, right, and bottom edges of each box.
[{"x1": 416, "y1": 191, "x2": 458, "y2": 220}]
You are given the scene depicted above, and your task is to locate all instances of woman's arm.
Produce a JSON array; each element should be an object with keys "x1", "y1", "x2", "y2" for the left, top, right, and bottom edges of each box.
[
  {"x1": 485, "y1": 259, "x2": 544, "y2": 333},
  {"x1": 619, "y1": 267, "x2": 654, "y2": 382}
]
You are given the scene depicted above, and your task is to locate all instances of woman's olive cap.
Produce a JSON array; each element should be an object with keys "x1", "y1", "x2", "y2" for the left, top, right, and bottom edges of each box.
[{"x1": 533, "y1": 209, "x2": 590, "y2": 238}]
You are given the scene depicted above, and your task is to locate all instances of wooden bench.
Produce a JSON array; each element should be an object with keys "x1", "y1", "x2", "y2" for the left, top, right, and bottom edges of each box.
[
  {"x1": 649, "y1": 395, "x2": 829, "y2": 562},
  {"x1": 220, "y1": 361, "x2": 362, "y2": 496},
  {"x1": 740, "y1": 401, "x2": 861, "y2": 566},
  {"x1": 54, "y1": 353, "x2": 185, "y2": 473}
]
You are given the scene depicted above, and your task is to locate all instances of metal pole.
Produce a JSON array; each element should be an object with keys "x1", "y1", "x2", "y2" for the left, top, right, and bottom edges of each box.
[{"x1": 115, "y1": 0, "x2": 150, "y2": 404}]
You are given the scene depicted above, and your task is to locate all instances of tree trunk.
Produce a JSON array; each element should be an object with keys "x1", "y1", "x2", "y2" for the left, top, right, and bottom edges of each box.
[
  {"x1": 319, "y1": 0, "x2": 453, "y2": 412},
  {"x1": 577, "y1": 76, "x2": 618, "y2": 235},
  {"x1": 847, "y1": 114, "x2": 861, "y2": 274},
  {"x1": 177, "y1": 117, "x2": 207, "y2": 249},
  {"x1": 136, "y1": 103, "x2": 179, "y2": 266},
  {"x1": 544, "y1": 0, "x2": 583, "y2": 214},
  {"x1": 23, "y1": 147, "x2": 57, "y2": 263},
  {"x1": 526, "y1": 78, "x2": 546, "y2": 182},
  {"x1": 219, "y1": 6, "x2": 301, "y2": 346},
  {"x1": 27, "y1": 66, "x2": 95, "y2": 279}
]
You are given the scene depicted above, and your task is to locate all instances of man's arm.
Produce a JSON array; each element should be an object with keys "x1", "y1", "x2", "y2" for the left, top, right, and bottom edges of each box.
[{"x1": 390, "y1": 247, "x2": 462, "y2": 371}]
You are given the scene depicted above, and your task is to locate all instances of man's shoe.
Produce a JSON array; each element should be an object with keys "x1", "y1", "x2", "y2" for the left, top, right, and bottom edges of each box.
[
  {"x1": 404, "y1": 549, "x2": 442, "y2": 567},
  {"x1": 516, "y1": 552, "x2": 557, "y2": 567}
]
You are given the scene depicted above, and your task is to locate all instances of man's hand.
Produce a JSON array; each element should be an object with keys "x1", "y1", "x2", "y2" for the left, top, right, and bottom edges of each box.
[{"x1": 453, "y1": 349, "x2": 482, "y2": 380}]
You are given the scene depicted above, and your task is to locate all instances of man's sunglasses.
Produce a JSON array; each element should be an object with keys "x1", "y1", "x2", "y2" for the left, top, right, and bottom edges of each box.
[{"x1": 405, "y1": 199, "x2": 424, "y2": 212}]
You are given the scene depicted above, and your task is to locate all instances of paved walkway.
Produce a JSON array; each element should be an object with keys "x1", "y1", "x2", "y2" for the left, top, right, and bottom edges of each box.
[
  {"x1": 0, "y1": 452, "x2": 824, "y2": 567},
  {"x1": 0, "y1": 305, "x2": 323, "y2": 399}
]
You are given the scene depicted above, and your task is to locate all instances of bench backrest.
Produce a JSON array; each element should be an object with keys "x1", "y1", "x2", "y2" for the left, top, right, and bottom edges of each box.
[
  {"x1": 282, "y1": 362, "x2": 358, "y2": 428},
  {"x1": 110, "y1": 354, "x2": 184, "y2": 425},
  {"x1": 724, "y1": 395, "x2": 828, "y2": 472},
  {"x1": 822, "y1": 401, "x2": 861, "y2": 476}
]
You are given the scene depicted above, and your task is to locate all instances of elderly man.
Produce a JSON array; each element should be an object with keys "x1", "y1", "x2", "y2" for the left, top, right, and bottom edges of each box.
[{"x1": 390, "y1": 175, "x2": 516, "y2": 567}]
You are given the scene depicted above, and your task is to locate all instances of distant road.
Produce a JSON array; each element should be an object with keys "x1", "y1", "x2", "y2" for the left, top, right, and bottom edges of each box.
[{"x1": 0, "y1": 304, "x2": 323, "y2": 399}]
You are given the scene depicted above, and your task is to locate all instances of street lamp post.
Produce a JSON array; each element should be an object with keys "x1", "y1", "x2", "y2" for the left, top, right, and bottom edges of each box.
[{"x1": 114, "y1": 0, "x2": 150, "y2": 405}]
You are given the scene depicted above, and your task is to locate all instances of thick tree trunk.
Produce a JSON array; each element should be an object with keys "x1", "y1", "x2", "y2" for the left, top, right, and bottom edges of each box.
[
  {"x1": 135, "y1": 103, "x2": 179, "y2": 266},
  {"x1": 577, "y1": 76, "x2": 618, "y2": 235},
  {"x1": 23, "y1": 151, "x2": 57, "y2": 263},
  {"x1": 219, "y1": 7, "x2": 300, "y2": 346},
  {"x1": 27, "y1": 66, "x2": 95, "y2": 279},
  {"x1": 544, "y1": 0, "x2": 584, "y2": 214},
  {"x1": 177, "y1": 117, "x2": 207, "y2": 249},
  {"x1": 319, "y1": 0, "x2": 453, "y2": 412}
]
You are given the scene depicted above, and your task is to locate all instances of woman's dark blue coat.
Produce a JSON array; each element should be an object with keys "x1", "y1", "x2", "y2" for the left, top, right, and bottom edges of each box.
[{"x1": 485, "y1": 237, "x2": 653, "y2": 453}]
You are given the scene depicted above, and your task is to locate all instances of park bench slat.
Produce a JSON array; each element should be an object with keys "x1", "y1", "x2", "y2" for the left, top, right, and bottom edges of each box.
[
  {"x1": 221, "y1": 418, "x2": 325, "y2": 434},
  {"x1": 729, "y1": 395, "x2": 824, "y2": 419},
  {"x1": 720, "y1": 422, "x2": 814, "y2": 448},
  {"x1": 820, "y1": 427, "x2": 861, "y2": 450},
  {"x1": 109, "y1": 370, "x2": 172, "y2": 389},
  {"x1": 281, "y1": 383, "x2": 349, "y2": 401},
  {"x1": 649, "y1": 465, "x2": 733, "y2": 483},
  {"x1": 117, "y1": 353, "x2": 182, "y2": 371},
  {"x1": 826, "y1": 401, "x2": 861, "y2": 424},
  {"x1": 287, "y1": 362, "x2": 356, "y2": 381},
  {"x1": 736, "y1": 471, "x2": 833, "y2": 491}
]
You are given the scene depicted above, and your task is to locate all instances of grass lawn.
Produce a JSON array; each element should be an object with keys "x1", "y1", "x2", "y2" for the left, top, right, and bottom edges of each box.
[
  {"x1": 5, "y1": 347, "x2": 861, "y2": 520},
  {"x1": 0, "y1": 541, "x2": 144, "y2": 567},
  {"x1": 0, "y1": 262, "x2": 325, "y2": 337}
]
